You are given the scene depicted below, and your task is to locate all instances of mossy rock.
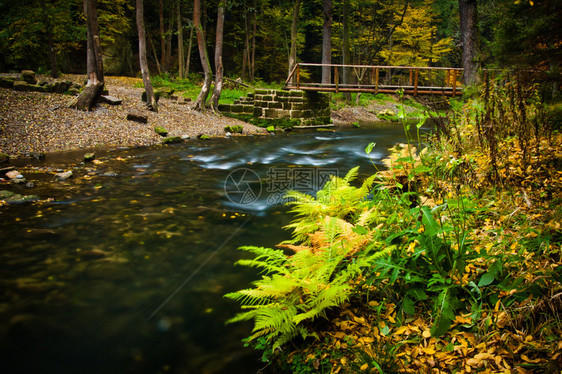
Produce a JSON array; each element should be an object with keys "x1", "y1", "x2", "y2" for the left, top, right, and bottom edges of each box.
[
  {"x1": 141, "y1": 91, "x2": 161, "y2": 103},
  {"x1": 266, "y1": 126, "x2": 275, "y2": 132},
  {"x1": 156, "y1": 87, "x2": 175, "y2": 99},
  {"x1": 0, "y1": 153, "x2": 9, "y2": 163},
  {"x1": 0, "y1": 78, "x2": 14, "y2": 88},
  {"x1": 154, "y1": 126, "x2": 168, "y2": 137},
  {"x1": 162, "y1": 136, "x2": 183, "y2": 144},
  {"x1": 83, "y1": 153, "x2": 95, "y2": 162},
  {"x1": 198, "y1": 135, "x2": 211, "y2": 140},
  {"x1": 224, "y1": 125, "x2": 243, "y2": 134}
]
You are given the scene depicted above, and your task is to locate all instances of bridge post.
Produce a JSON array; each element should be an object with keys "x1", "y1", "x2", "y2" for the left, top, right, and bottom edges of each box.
[
  {"x1": 409, "y1": 68, "x2": 413, "y2": 86},
  {"x1": 334, "y1": 66, "x2": 339, "y2": 93},
  {"x1": 375, "y1": 67, "x2": 379, "y2": 94},
  {"x1": 296, "y1": 64, "x2": 300, "y2": 89},
  {"x1": 452, "y1": 69, "x2": 457, "y2": 97},
  {"x1": 414, "y1": 68, "x2": 419, "y2": 96}
]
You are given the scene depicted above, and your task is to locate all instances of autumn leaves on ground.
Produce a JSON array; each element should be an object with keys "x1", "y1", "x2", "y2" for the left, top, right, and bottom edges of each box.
[
  {"x1": 0, "y1": 75, "x2": 264, "y2": 158},
  {"x1": 225, "y1": 80, "x2": 561, "y2": 373}
]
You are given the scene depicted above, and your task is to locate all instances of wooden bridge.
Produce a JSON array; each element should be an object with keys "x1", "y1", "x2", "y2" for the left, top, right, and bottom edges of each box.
[{"x1": 285, "y1": 63, "x2": 465, "y2": 97}]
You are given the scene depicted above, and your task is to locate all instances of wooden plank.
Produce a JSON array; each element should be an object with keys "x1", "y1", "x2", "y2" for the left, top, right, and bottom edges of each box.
[
  {"x1": 334, "y1": 66, "x2": 339, "y2": 93},
  {"x1": 452, "y1": 70, "x2": 457, "y2": 97}
]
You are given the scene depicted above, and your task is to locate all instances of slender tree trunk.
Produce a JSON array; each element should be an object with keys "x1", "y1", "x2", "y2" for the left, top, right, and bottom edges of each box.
[
  {"x1": 177, "y1": 0, "x2": 184, "y2": 79},
  {"x1": 185, "y1": 26, "x2": 194, "y2": 77},
  {"x1": 342, "y1": 0, "x2": 350, "y2": 101},
  {"x1": 166, "y1": 5, "x2": 174, "y2": 72},
  {"x1": 459, "y1": 0, "x2": 480, "y2": 85},
  {"x1": 193, "y1": 0, "x2": 212, "y2": 111},
  {"x1": 69, "y1": 0, "x2": 104, "y2": 110},
  {"x1": 250, "y1": 0, "x2": 257, "y2": 82},
  {"x1": 159, "y1": 0, "x2": 167, "y2": 72},
  {"x1": 288, "y1": 0, "x2": 301, "y2": 85},
  {"x1": 210, "y1": 1, "x2": 226, "y2": 111},
  {"x1": 322, "y1": 0, "x2": 332, "y2": 84},
  {"x1": 137, "y1": 0, "x2": 158, "y2": 111},
  {"x1": 242, "y1": 12, "x2": 249, "y2": 80},
  {"x1": 148, "y1": 32, "x2": 162, "y2": 75}
]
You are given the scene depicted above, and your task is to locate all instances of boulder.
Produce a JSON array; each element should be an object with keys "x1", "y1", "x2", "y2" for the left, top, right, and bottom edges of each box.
[
  {"x1": 53, "y1": 81, "x2": 71, "y2": 94},
  {"x1": 21, "y1": 70, "x2": 37, "y2": 84},
  {"x1": 162, "y1": 136, "x2": 183, "y2": 144},
  {"x1": 154, "y1": 126, "x2": 168, "y2": 137},
  {"x1": 224, "y1": 125, "x2": 243, "y2": 134},
  {"x1": 126, "y1": 112, "x2": 148, "y2": 124}
]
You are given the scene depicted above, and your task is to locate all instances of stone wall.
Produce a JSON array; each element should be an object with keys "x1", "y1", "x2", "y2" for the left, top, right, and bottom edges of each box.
[{"x1": 219, "y1": 89, "x2": 331, "y2": 126}]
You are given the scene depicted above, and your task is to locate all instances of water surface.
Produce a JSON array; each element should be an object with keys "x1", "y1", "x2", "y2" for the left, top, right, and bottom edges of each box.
[{"x1": 0, "y1": 124, "x2": 416, "y2": 373}]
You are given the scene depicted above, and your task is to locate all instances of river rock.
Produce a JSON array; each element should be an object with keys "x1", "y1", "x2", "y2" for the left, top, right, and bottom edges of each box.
[
  {"x1": 55, "y1": 171, "x2": 73, "y2": 181},
  {"x1": 0, "y1": 153, "x2": 9, "y2": 163},
  {"x1": 181, "y1": 134, "x2": 190, "y2": 140},
  {"x1": 80, "y1": 249, "x2": 108, "y2": 260},
  {"x1": 163, "y1": 136, "x2": 183, "y2": 144},
  {"x1": 83, "y1": 153, "x2": 95, "y2": 162},
  {"x1": 0, "y1": 190, "x2": 15, "y2": 199},
  {"x1": 6, "y1": 170, "x2": 24, "y2": 180},
  {"x1": 30, "y1": 152, "x2": 46, "y2": 160}
]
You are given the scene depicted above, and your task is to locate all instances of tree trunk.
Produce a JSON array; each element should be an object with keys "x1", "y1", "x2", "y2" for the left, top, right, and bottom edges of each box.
[
  {"x1": 159, "y1": 0, "x2": 167, "y2": 72},
  {"x1": 250, "y1": 0, "x2": 257, "y2": 82},
  {"x1": 177, "y1": 0, "x2": 184, "y2": 79},
  {"x1": 342, "y1": 0, "x2": 350, "y2": 101},
  {"x1": 185, "y1": 26, "x2": 194, "y2": 77},
  {"x1": 148, "y1": 33, "x2": 163, "y2": 75},
  {"x1": 166, "y1": 5, "x2": 174, "y2": 72},
  {"x1": 193, "y1": 0, "x2": 213, "y2": 111},
  {"x1": 459, "y1": 0, "x2": 480, "y2": 85},
  {"x1": 210, "y1": 1, "x2": 226, "y2": 111},
  {"x1": 69, "y1": 0, "x2": 104, "y2": 111},
  {"x1": 288, "y1": 0, "x2": 301, "y2": 85},
  {"x1": 137, "y1": 0, "x2": 158, "y2": 111},
  {"x1": 322, "y1": 0, "x2": 332, "y2": 84}
]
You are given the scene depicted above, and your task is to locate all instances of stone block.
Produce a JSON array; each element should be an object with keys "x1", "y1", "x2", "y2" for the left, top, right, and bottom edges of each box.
[
  {"x1": 268, "y1": 101, "x2": 283, "y2": 109},
  {"x1": 218, "y1": 104, "x2": 231, "y2": 112},
  {"x1": 288, "y1": 97, "x2": 306, "y2": 103},
  {"x1": 289, "y1": 90, "x2": 305, "y2": 97},
  {"x1": 0, "y1": 78, "x2": 14, "y2": 88},
  {"x1": 100, "y1": 95, "x2": 122, "y2": 105},
  {"x1": 259, "y1": 95, "x2": 273, "y2": 101},
  {"x1": 126, "y1": 112, "x2": 148, "y2": 124},
  {"x1": 291, "y1": 102, "x2": 307, "y2": 110},
  {"x1": 290, "y1": 110, "x2": 304, "y2": 118},
  {"x1": 21, "y1": 70, "x2": 37, "y2": 85},
  {"x1": 254, "y1": 101, "x2": 269, "y2": 108},
  {"x1": 253, "y1": 107, "x2": 264, "y2": 117},
  {"x1": 264, "y1": 109, "x2": 290, "y2": 119},
  {"x1": 13, "y1": 81, "x2": 29, "y2": 91}
]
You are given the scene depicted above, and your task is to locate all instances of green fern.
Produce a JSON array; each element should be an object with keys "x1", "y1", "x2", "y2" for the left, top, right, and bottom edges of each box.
[{"x1": 225, "y1": 167, "x2": 394, "y2": 351}]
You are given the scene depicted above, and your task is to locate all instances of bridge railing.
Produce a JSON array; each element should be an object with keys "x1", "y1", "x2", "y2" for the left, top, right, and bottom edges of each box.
[{"x1": 285, "y1": 63, "x2": 465, "y2": 97}]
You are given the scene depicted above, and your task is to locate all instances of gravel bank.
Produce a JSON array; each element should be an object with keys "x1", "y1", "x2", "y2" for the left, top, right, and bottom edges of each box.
[{"x1": 0, "y1": 75, "x2": 266, "y2": 158}]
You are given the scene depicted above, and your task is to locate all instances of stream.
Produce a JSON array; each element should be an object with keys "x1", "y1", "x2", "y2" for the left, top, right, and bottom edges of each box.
[{"x1": 0, "y1": 123, "x2": 418, "y2": 374}]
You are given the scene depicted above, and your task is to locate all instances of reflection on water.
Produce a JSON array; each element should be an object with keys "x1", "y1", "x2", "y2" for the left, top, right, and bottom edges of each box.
[{"x1": 0, "y1": 124, "x2": 416, "y2": 373}]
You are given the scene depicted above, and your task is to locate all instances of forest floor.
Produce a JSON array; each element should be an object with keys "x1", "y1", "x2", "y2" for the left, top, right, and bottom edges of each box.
[{"x1": 0, "y1": 75, "x2": 267, "y2": 159}]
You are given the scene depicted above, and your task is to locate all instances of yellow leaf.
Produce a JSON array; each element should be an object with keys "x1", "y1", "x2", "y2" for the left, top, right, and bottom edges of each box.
[
  {"x1": 422, "y1": 330, "x2": 431, "y2": 339},
  {"x1": 521, "y1": 354, "x2": 541, "y2": 363},
  {"x1": 395, "y1": 326, "x2": 410, "y2": 335},
  {"x1": 360, "y1": 363, "x2": 369, "y2": 371},
  {"x1": 422, "y1": 346, "x2": 436, "y2": 355}
]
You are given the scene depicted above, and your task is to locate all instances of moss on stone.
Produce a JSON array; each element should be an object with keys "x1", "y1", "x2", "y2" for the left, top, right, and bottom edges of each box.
[{"x1": 154, "y1": 126, "x2": 168, "y2": 137}]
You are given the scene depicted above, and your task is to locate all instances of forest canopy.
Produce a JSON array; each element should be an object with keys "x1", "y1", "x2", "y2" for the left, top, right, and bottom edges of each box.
[{"x1": 0, "y1": 0, "x2": 560, "y2": 83}]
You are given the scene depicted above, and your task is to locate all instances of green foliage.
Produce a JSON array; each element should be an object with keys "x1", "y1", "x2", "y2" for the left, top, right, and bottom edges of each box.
[
  {"x1": 225, "y1": 168, "x2": 393, "y2": 351},
  {"x1": 224, "y1": 125, "x2": 243, "y2": 134}
]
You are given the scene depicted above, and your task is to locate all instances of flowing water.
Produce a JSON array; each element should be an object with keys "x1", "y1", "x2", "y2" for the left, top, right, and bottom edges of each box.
[{"x1": 0, "y1": 123, "x2": 418, "y2": 374}]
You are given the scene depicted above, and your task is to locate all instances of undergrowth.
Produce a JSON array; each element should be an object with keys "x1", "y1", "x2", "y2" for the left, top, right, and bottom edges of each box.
[{"x1": 225, "y1": 75, "x2": 561, "y2": 373}]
